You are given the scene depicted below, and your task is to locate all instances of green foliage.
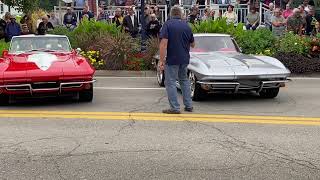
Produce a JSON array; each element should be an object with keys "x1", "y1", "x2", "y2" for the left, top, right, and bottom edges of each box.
[
  {"x1": 50, "y1": 26, "x2": 76, "y2": 47},
  {"x1": 191, "y1": 18, "x2": 244, "y2": 37},
  {"x1": 72, "y1": 20, "x2": 121, "y2": 50},
  {"x1": 0, "y1": 40, "x2": 9, "y2": 55},
  {"x1": 236, "y1": 28, "x2": 276, "y2": 55},
  {"x1": 88, "y1": 33, "x2": 140, "y2": 70},
  {"x1": 3, "y1": 0, "x2": 39, "y2": 14},
  {"x1": 40, "y1": 0, "x2": 57, "y2": 11},
  {"x1": 80, "y1": 50, "x2": 105, "y2": 70},
  {"x1": 277, "y1": 32, "x2": 311, "y2": 56}
]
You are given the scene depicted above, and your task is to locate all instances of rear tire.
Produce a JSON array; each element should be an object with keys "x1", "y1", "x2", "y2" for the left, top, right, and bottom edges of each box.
[
  {"x1": 189, "y1": 72, "x2": 206, "y2": 101},
  {"x1": 79, "y1": 85, "x2": 93, "y2": 102},
  {"x1": 259, "y1": 88, "x2": 280, "y2": 98},
  {"x1": 0, "y1": 95, "x2": 9, "y2": 105},
  {"x1": 156, "y1": 62, "x2": 165, "y2": 87}
]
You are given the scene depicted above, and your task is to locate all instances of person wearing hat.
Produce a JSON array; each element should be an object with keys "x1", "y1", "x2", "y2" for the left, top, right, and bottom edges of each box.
[
  {"x1": 5, "y1": 16, "x2": 21, "y2": 42},
  {"x1": 63, "y1": 7, "x2": 77, "y2": 30}
]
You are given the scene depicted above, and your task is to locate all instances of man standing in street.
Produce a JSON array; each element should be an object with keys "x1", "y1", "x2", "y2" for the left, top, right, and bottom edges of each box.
[{"x1": 159, "y1": 6, "x2": 195, "y2": 114}]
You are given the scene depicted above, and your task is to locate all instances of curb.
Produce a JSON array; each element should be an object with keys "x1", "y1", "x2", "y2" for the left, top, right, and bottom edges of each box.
[{"x1": 95, "y1": 70, "x2": 320, "y2": 78}]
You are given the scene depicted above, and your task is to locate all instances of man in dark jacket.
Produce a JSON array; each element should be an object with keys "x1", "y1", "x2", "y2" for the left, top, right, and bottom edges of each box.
[
  {"x1": 79, "y1": 5, "x2": 94, "y2": 21},
  {"x1": 5, "y1": 16, "x2": 21, "y2": 42},
  {"x1": 147, "y1": 14, "x2": 161, "y2": 38},
  {"x1": 37, "y1": 16, "x2": 54, "y2": 35},
  {"x1": 305, "y1": 7, "x2": 318, "y2": 35},
  {"x1": 63, "y1": 7, "x2": 77, "y2": 30},
  {"x1": 122, "y1": 7, "x2": 139, "y2": 38}
]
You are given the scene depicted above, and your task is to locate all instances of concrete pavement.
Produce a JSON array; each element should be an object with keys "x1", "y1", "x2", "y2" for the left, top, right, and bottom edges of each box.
[{"x1": 1, "y1": 77, "x2": 320, "y2": 179}]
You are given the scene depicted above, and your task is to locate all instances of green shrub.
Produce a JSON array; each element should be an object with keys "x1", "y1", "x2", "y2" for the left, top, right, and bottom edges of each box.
[
  {"x1": 50, "y1": 26, "x2": 76, "y2": 47},
  {"x1": 88, "y1": 33, "x2": 140, "y2": 70},
  {"x1": 73, "y1": 20, "x2": 121, "y2": 50},
  {"x1": 191, "y1": 18, "x2": 244, "y2": 37},
  {"x1": 276, "y1": 32, "x2": 311, "y2": 56},
  {"x1": 235, "y1": 28, "x2": 276, "y2": 55},
  {"x1": 0, "y1": 40, "x2": 9, "y2": 55}
]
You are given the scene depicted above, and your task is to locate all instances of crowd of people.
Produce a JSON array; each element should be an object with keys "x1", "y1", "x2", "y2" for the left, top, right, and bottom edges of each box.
[
  {"x1": 186, "y1": 0, "x2": 319, "y2": 37},
  {"x1": 0, "y1": 11, "x2": 62, "y2": 42},
  {"x1": 0, "y1": 0, "x2": 318, "y2": 43},
  {"x1": 265, "y1": 1, "x2": 319, "y2": 37}
]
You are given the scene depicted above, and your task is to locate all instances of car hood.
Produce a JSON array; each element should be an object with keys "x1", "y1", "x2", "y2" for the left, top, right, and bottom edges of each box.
[
  {"x1": 190, "y1": 52, "x2": 288, "y2": 78},
  {"x1": 2, "y1": 52, "x2": 93, "y2": 82}
]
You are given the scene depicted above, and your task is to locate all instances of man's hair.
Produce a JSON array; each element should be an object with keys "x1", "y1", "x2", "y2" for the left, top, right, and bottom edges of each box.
[{"x1": 170, "y1": 6, "x2": 182, "y2": 18}]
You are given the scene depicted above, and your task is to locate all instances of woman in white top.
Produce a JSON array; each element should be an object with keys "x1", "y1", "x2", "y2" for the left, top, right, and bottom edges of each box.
[{"x1": 223, "y1": 5, "x2": 237, "y2": 24}]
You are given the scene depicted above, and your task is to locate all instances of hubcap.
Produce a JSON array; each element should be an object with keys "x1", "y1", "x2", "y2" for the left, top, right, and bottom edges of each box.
[
  {"x1": 157, "y1": 64, "x2": 163, "y2": 84},
  {"x1": 189, "y1": 72, "x2": 196, "y2": 97}
]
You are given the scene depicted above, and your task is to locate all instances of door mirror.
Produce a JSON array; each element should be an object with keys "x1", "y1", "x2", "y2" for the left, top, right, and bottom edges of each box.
[
  {"x1": 2, "y1": 50, "x2": 8, "y2": 57},
  {"x1": 76, "y1": 48, "x2": 81, "y2": 54}
]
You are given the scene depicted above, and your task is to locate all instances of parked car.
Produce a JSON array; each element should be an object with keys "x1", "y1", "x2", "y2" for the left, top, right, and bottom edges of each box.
[
  {"x1": 0, "y1": 34, "x2": 95, "y2": 104},
  {"x1": 155, "y1": 34, "x2": 290, "y2": 101}
]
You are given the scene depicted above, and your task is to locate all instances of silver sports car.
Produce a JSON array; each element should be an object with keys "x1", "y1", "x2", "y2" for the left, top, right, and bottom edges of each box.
[{"x1": 155, "y1": 34, "x2": 290, "y2": 101}]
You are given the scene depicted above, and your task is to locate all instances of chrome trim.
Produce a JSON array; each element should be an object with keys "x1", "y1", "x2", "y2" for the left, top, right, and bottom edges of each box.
[
  {"x1": 0, "y1": 79, "x2": 96, "y2": 95},
  {"x1": 257, "y1": 80, "x2": 289, "y2": 93},
  {"x1": 197, "y1": 80, "x2": 288, "y2": 93},
  {"x1": 60, "y1": 80, "x2": 96, "y2": 93},
  {"x1": 0, "y1": 84, "x2": 33, "y2": 95}
]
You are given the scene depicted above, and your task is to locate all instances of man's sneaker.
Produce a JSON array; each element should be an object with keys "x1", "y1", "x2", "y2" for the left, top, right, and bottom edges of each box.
[
  {"x1": 162, "y1": 109, "x2": 181, "y2": 114},
  {"x1": 184, "y1": 107, "x2": 193, "y2": 112}
]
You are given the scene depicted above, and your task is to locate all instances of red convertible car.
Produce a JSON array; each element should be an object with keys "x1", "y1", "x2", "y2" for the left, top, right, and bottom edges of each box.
[{"x1": 0, "y1": 35, "x2": 95, "y2": 104}]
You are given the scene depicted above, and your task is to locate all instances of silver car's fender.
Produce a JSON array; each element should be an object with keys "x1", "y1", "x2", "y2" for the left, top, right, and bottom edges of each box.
[{"x1": 254, "y1": 55, "x2": 289, "y2": 71}]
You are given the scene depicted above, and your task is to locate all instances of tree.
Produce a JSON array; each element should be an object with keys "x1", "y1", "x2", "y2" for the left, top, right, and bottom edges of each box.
[
  {"x1": 40, "y1": 0, "x2": 59, "y2": 11},
  {"x1": 3, "y1": 0, "x2": 40, "y2": 14}
]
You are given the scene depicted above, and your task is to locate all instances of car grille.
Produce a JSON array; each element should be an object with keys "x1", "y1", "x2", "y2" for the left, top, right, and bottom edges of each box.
[{"x1": 31, "y1": 82, "x2": 59, "y2": 89}]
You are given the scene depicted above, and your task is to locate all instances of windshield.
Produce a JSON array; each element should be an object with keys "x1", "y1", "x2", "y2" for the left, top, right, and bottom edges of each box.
[
  {"x1": 9, "y1": 37, "x2": 72, "y2": 54},
  {"x1": 191, "y1": 36, "x2": 238, "y2": 53}
]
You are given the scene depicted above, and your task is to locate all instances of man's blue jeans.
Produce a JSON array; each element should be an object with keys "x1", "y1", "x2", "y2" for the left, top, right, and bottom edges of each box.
[{"x1": 164, "y1": 64, "x2": 193, "y2": 111}]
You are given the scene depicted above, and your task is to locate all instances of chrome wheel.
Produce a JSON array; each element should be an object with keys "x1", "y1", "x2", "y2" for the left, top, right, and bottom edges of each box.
[
  {"x1": 156, "y1": 62, "x2": 165, "y2": 87},
  {"x1": 189, "y1": 72, "x2": 196, "y2": 98}
]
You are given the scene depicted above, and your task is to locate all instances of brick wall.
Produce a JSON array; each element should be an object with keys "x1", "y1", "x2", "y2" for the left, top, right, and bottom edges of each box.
[{"x1": 87, "y1": 0, "x2": 98, "y2": 16}]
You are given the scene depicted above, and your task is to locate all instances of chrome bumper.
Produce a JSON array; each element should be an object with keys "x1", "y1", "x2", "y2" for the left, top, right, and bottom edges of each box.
[
  {"x1": 0, "y1": 80, "x2": 96, "y2": 95},
  {"x1": 197, "y1": 80, "x2": 289, "y2": 93}
]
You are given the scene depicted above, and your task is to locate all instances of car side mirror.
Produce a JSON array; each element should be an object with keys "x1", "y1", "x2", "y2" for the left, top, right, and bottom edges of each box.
[
  {"x1": 2, "y1": 50, "x2": 8, "y2": 57},
  {"x1": 76, "y1": 48, "x2": 81, "y2": 55}
]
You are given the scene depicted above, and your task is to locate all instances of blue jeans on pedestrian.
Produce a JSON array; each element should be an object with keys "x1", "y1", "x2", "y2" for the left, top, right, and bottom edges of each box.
[{"x1": 164, "y1": 64, "x2": 192, "y2": 111}]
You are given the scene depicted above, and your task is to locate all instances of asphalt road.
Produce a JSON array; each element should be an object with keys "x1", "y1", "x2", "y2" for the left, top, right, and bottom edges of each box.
[{"x1": 0, "y1": 77, "x2": 320, "y2": 179}]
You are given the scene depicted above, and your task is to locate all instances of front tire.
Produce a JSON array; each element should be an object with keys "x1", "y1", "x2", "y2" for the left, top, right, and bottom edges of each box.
[
  {"x1": 0, "y1": 95, "x2": 9, "y2": 105},
  {"x1": 79, "y1": 85, "x2": 93, "y2": 102},
  {"x1": 259, "y1": 88, "x2": 280, "y2": 98},
  {"x1": 189, "y1": 72, "x2": 206, "y2": 101},
  {"x1": 156, "y1": 61, "x2": 165, "y2": 87}
]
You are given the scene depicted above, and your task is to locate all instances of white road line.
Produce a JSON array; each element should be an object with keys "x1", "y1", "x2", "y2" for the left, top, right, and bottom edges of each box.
[
  {"x1": 289, "y1": 77, "x2": 320, "y2": 80},
  {"x1": 94, "y1": 76, "x2": 320, "y2": 80},
  {"x1": 95, "y1": 87, "x2": 164, "y2": 90},
  {"x1": 94, "y1": 77, "x2": 155, "y2": 79}
]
